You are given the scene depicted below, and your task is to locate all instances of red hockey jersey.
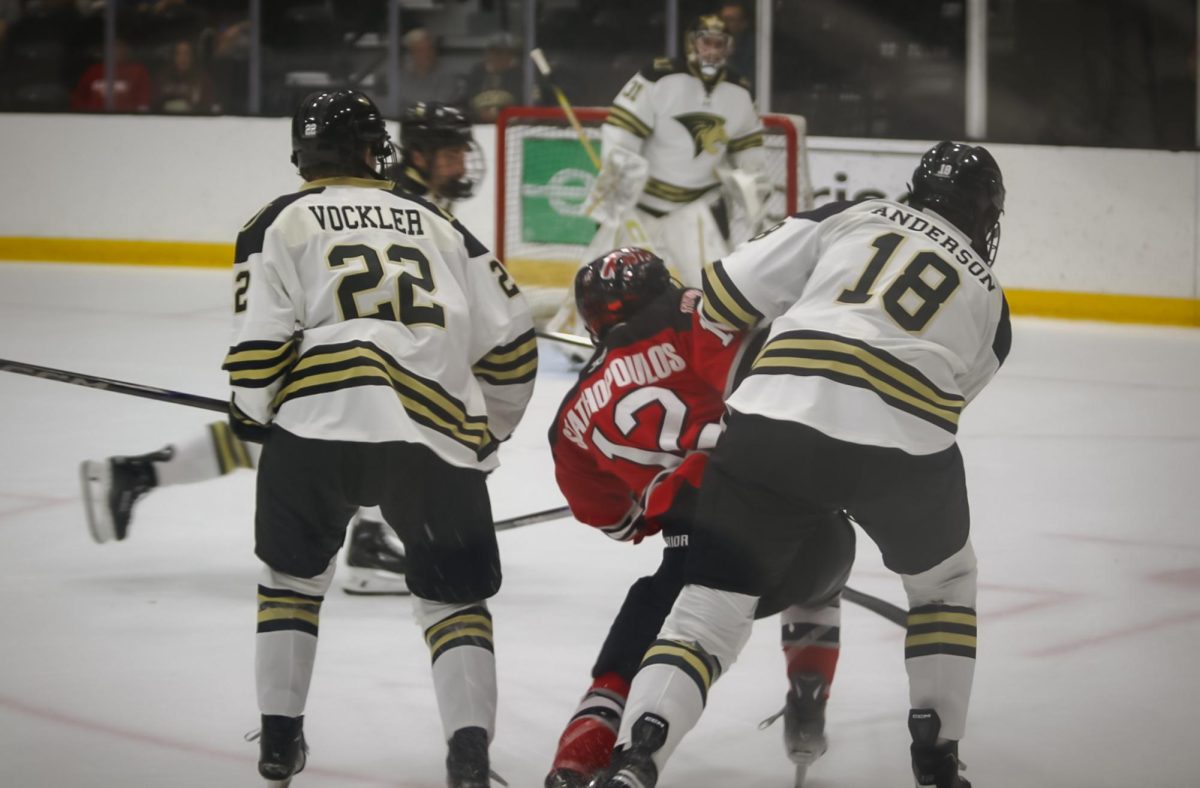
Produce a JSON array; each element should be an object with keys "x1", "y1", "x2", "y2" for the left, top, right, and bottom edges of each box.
[{"x1": 549, "y1": 287, "x2": 747, "y2": 541}]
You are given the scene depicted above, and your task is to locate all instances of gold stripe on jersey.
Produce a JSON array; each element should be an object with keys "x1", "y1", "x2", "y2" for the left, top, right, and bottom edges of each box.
[
  {"x1": 752, "y1": 330, "x2": 965, "y2": 432},
  {"x1": 701, "y1": 260, "x2": 762, "y2": 330},
  {"x1": 905, "y1": 604, "x2": 977, "y2": 660},
  {"x1": 640, "y1": 639, "x2": 720, "y2": 705},
  {"x1": 643, "y1": 178, "x2": 719, "y2": 204},
  {"x1": 605, "y1": 105, "x2": 652, "y2": 139},
  {"x1": 256, "y1": 585, "x2": 322, "y2": 637},
  {"x1": 727, "y1": 131, "x2": 764, "y2": 153},
  {"x1": 472, "y1": 329, "x2": 538, "y2": 386},
  {"x1": 223, "y1": 338, "x2": 298, "y2": 388},
  {"x1": 272, "y1": 341, "x2": 494, "y2": 458},
  {"x1": 208, "y1": 421, "x2": 254, "y2": 474},
  {"x1": 424, "y1": 605, "x2": 494, "y2": 662}
]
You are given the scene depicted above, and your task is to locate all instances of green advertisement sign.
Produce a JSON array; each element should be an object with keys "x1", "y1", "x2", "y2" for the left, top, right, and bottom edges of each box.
[{"x1": 520, "y1": 138, "x2": 599, "y2": 246}]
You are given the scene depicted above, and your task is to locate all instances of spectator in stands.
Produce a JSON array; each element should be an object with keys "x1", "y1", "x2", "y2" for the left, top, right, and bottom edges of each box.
[
  {"x1": 154, "y1": 39, "x2": 219, "y2": 113},
  {"x1": 397, "y1": 27, "x2": 459, "y2": 111},
  {"x1": 720, "y1": 1, "x2": 755, "y2": 87},
  {"x1": 0, "y1": 0, "x2": 20, "y2": 50},
  {"x1": 71, "y1": 38, "x2": 153, "y2": 112},
  {"x1": 458, "y1": 31, "x2": 525, "y2": 123}
]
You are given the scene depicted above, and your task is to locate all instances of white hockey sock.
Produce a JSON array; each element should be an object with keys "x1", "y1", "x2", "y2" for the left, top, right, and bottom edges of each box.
[
  {"x1": 255, "y1": 562, "x2": 333, "y2": 717},
  {"x1": 901, "y1": 541, "x2": 978, "y2": 741},
  {"x1": 616, "y1": 585, "x2": 757, "y2": 772},
  {"x1": 414, "y1": 597, "x2": 497, "y2": 741},
  {"x1": 154, "y1": 421, "x2": 257, "y2": 486}
]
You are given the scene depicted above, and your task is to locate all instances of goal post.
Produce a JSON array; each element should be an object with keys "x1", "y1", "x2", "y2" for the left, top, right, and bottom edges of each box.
[{"x1": 495, "y1": 106, "x2": 812, "y2": 302}]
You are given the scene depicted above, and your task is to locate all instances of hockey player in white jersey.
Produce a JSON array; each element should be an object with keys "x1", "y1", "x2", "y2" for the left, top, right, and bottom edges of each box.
[
  {"x1": 230, "y1": 89, "x2": 536, "y2": 787},
  {"x1": 388, "y1": 101, "x2": 483, "y2": 214},
  {"x1": 79, "y1": 424, "x2": 409, "y2": 594},
  {"x1": 595, "y1": 142, "x2": 1010, "y2": 788},
  {"x1": 77, "y1": 105, "x2": 490, "y2": 597},
  {"x1": 583, "y1": 14, "x2": 768, "y2": 287}
]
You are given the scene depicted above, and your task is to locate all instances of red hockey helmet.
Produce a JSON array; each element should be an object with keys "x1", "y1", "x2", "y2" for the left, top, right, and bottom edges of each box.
[{"x1": 575, "y1": 247, "x2": 672, "y2": 341}]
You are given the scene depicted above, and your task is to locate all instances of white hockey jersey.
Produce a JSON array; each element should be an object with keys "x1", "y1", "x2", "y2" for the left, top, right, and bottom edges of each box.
[
  {"x1": 701, "y1": 199, "x2": 1011, "y2": 455},
  {"x1": 223, "y1": 176, "x2": 537, "y2": 471},
  {"x1": 603, "y1": 57, "x2": 765, "y2": 215}
]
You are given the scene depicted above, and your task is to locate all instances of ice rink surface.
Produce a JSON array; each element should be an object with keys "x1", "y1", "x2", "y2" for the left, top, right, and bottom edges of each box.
[{"x1": 1, "y1": 262, "x2": 1198, "y2": 788}]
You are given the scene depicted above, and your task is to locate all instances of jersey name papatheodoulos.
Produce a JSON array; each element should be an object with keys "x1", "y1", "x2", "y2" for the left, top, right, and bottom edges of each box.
[
  {"x1": 701, "y1": 199, "x2": 1011, "y2": 455},
  {"x1": 549, "y1": 287, "x2": 745, "y2": 535},
  {"x1": 224, "y1": 177, "x2": 536, "y2": 470}
]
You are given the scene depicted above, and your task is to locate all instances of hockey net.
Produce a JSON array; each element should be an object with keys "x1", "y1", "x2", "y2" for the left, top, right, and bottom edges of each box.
[{"x1": 495, "y1": 106, "x2": 813, "y2": 316}]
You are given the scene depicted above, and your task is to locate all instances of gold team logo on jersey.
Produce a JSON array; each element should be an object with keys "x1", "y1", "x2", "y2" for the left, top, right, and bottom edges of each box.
[{"x1": 673, "y1": 112, "x2": 728, "y2": 157}]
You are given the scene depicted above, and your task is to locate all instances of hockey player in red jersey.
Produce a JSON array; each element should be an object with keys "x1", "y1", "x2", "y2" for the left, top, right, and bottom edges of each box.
[{"x1": 544, "y1": 247, "x2": 855, "y2": 788}]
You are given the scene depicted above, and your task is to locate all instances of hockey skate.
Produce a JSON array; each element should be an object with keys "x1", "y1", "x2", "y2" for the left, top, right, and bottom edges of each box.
[
  {"x1": 447, "y1": 726, "x2": 510, "y2": 788},
  {"x1": 256, "y1": 714, "x2": 307, "y2": 787},
  {"x1": 341, "y1": 518, "x2": 409, "y2": 595},
  {"x1": 545, "y1": 767, "x2": 589, "y2": 788},
  {"x1": 79, "y1": 449, "x2": 168, "y2": 544},
  {"x1": 909, "y1": 708, "x2": 970, "y2": 788},
  {"x1": 589, "y1": 713, "x2": 666, "y2": 788},
  {"x1": 783, "y1": 673, "x2": 829, "y2": 786}
]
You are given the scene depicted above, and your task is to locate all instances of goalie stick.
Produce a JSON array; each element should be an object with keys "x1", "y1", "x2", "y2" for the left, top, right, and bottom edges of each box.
[{"x1": 1, "y1": 356, "x2": 907, "y2": 625}]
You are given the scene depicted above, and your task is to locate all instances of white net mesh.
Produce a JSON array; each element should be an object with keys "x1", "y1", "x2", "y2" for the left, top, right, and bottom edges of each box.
[{"x1": 496, "y1": 108, "x2": 809, "y2": 296}]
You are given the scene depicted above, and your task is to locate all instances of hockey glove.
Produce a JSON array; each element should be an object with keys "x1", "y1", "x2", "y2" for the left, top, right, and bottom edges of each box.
[
  {"x1": 583, "y1": 147, "x2": 650, "y2": 226},
  {"x1": 640, "y1": 453, "x2": 709, "y2": 537},
  {"x1": 229, "y1": 398, "x2": 270, "y2": 444}
]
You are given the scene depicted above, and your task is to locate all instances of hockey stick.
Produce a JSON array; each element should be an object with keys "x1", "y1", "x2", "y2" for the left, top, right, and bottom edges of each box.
[
  {"x1": 536, "y1": 330, "x2": 594, "y2": 350},
  {"x1": 842, "y1": 586, "x2": 906, "y2": 627},
  {"x1": 0, "y1": 357, "x2": 227, "y2": 414},
  {"x1": 495, "y1": 504, "x2": 572, "y2": 532},
  {"x1": 530, "y1": 48, "x2": 601, "y2": 170},
  {"x1": 4, "y1": 356, "x2": 909, "y2": 626},
  {"x1": 492, "y1": 499, "x2": 906, "y2": 627}
]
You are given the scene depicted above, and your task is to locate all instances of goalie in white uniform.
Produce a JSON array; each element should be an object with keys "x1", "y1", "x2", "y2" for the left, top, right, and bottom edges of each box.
[{"x1": 584, "y1": 14, "x2": 769, "y2": 287}]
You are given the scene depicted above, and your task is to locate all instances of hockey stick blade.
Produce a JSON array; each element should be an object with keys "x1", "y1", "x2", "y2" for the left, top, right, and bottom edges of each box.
[{"x1": 0, "y1": 357, "x2": 227, "y2": 413}]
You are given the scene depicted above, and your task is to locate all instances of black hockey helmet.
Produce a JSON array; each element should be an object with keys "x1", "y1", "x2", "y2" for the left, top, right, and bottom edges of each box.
[
  {"x1": 909, "y1": 141, "x2": 1006, "y2": 265},
  {"x1": 290, "y1": 89, "x2": 393, "y2": 180},
  {"x1": 397, "y1": 101, "x2": 482, "y2": 199},
  {"x1": 685, "y1": 14, "x2": 733, "y2": 79},
  {"x1": 575, "y1": 247, "x2": 673, "y2": 341}
]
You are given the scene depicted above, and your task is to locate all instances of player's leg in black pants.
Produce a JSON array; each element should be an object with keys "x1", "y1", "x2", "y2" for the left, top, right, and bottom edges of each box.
[
  {"x1": 611, "y1": 413, "x2": 848, "y2": 780},
  {"x1": 545, "y1": 485, "x2": 699, "y2": 788},
  {"x1": 372, "y1": 442, "x2": 501, "y2": 788}
]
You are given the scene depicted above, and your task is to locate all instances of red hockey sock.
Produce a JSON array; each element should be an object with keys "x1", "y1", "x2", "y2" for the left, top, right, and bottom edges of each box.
[
  {"x1": 550, "y1": 673, "x2": 630, "y2": 776},
  {"x1": 784, "y1": 645, "x2": 840, "y2": 699}
]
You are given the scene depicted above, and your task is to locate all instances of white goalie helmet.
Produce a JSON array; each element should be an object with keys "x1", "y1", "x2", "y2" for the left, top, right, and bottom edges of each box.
[{"x1": 686, "y1": 14, "x2": 734, "y2": 79}]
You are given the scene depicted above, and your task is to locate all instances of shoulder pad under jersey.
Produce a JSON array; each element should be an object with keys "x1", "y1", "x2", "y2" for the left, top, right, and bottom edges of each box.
[
  {"x1": 235, "y1": 189, "x2": 317, "y2": 264},
  {"x1": 639, "y1": 57, "x2": 687, "y2": 82}
]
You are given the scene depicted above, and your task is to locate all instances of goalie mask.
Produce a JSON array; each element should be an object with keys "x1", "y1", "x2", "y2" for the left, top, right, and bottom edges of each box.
[
  {"x1": 290, "y1": 89, "x2": 393, "y2": 180},
  {"x1": 575, "y1": 247, "x2": 673, "y2": 342},
  {"x1": 686, "y1": 15, "x2": 733, "y2": 80},
  {"x1": 909, "y1": 141, "x2": 1006, "y2": 265},
  {"x1": 397, "y1": 102, "x2": 483, "y2": 200}
]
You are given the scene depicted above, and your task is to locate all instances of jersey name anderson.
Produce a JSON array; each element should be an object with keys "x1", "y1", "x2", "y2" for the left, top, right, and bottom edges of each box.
[
  {"x1": 870, "y1": 204, "x2": 997, "y2": 291},
  {"x1": 560, "y1": 341, "x2": 688, "y2": 450}
]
